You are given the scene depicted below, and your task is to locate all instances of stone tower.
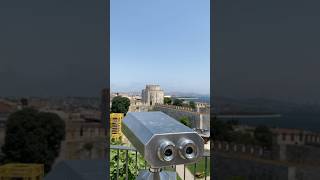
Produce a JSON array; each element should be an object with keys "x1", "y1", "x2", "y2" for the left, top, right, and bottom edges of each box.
[{"x1": 141, "y1": 85, "x2": 164, "y2": 106}]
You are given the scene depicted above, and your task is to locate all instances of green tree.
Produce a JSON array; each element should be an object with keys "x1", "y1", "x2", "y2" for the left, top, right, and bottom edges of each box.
[
  {"x1": 189, "y1": 101, "x2": 196, "y2": 109},
  {"x1": 213, "y1": 118, "x2": 234, "y2": 142},
  {"x1": 164, "y1": 97, "x2": 172, "y2": 105},
  {"x1": 179, "y1": 116, "x2": 191, "y2": 128},
  {"x1": 172, "y1": 99, "x2": 183, "y2": 106},
  {"x1": 111, "y1": 96, "x2": 131, "y2": 114},
  {"x1": 110, "y1": 138, "x2": 122, "y2": 146},
  {"x1": 20, "y1": 98, "x2": 28, "y2": 107},
  {"x1": 254, "y1": 125, "x2": 273, "y2": 148},
  {"x1": 231, "y1": 132, "x2": 255, "y2": 144},
  {"x1": 1, "y1": 108, "x2": 65, "y2": 173}
]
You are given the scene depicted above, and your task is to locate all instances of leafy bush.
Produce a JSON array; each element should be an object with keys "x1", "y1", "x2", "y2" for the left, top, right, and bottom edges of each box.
[
  {"x1": 195, "y1": 172, "x2": 205, "y2": 178},
  {"x1": 179, "y1": 116, "x2": 191, "y2": 128},
  {"x1": 110, "y1": 141, "x2": 145, "y2": 180},
  {"x1": 164, "y1": 97, "x2": 172, "y2": 105}
]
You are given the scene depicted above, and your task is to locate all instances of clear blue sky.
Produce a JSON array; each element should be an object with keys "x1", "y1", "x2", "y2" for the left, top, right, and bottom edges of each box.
[{"x1": 111, "y1": 0, "x2": 210, "y2": 95}]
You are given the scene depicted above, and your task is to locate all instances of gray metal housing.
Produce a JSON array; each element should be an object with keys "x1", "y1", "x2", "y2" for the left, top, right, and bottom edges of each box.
[{"x1": 122, "y1": 111, "x2": 204, "y2": 168}]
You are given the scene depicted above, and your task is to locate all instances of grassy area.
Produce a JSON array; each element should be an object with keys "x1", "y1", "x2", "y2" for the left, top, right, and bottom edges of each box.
[{"x1": 187, "y1": 157, "x2": 210, "y2": 178}]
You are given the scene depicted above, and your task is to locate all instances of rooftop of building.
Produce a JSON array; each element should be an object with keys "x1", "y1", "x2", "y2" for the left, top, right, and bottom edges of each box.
[
  {"x1": 271, "y1": 128, "x2": 317, "y2": 135},
  {"x1": 144, "y1": 84, "x2": 163, "y2": 90},
  {"x1": 0, "y1": 101, "x2": 16, "y2": 114}
]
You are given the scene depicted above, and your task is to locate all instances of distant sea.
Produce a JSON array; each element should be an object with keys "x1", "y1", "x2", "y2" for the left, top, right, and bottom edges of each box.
[
  {"x1": 194, "y1": 96, "x2": 210, "y2": 103},
  {"x1": 221, "y1": 114, "x2": 320, "y2": 132}
]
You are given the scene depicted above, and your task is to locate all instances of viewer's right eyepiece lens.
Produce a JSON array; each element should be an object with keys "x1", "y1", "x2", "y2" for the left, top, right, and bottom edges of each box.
[{"x1": 178, "y1": 139, "x2": 197, "y2": 160}]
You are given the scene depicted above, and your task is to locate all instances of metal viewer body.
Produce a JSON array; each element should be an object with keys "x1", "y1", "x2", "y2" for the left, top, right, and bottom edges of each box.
[{"x1": 122, "y1": 111, "x2": 204, "y2": 180}]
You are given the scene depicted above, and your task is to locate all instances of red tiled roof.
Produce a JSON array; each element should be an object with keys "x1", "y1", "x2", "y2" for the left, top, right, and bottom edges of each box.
[{"x1": 0, "y1": 101, "x2": 15, "y2": 113}]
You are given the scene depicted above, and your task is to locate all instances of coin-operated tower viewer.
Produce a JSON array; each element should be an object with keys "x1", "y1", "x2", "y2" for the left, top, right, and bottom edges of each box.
[{"x1": 122, "y1": 111, "x2": 204, "y2": 180}]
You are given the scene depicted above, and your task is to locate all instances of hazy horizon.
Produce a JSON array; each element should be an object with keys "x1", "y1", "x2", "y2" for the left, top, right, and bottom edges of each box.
[{"x1": 110, "y1": 82, "x2": 210, "y2": 96}]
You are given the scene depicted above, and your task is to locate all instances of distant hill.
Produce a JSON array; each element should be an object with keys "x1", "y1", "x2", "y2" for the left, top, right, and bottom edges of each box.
[{"x1": 167, "y1": 92, "x2": 210, "y2": 97}]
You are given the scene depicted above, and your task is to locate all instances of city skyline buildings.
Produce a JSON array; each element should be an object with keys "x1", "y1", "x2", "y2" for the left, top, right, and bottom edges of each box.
[{"x1": 110, "y1": 82, "x2": 210, "y2": 96}]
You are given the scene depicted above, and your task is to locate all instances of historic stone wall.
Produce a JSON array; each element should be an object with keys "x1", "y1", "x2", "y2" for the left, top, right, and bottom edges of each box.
[
  {"x1": 285, "y1": 144, "x2": 320, "y2": 166},
  {"x1": 200, "y1": 113, "x2": 210, "y2": 130},
  {"x1": 55, "y1": 122, "x2": 106, "y2": 164},
  {"x1": 213, "y1": 153, "x2": 292, "y2": 180},
  {"x1": 213, "y1": 141, "x2": 272, "y2": 160},
  {"x1": 153, "y1": 104, "x2": 210, "y2": 129},
  {"x1": 213, "y1": 142, "x2": 320, "y2": 180},
  {"x1": 214, "y1": 141, "x2": 320, "y2": 163},
  {"x1": 214, "y1": 152, "x2": 320, "y2": 180},
  {"x1": 295, "y1": 166, "x2": 320, "y2": 180}
]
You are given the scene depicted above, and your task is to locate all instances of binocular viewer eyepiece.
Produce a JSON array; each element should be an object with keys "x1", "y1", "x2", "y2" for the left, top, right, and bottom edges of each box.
[
  {"x1": 122, "y1": 112, "x2": 204, "y2": 168},
  {"x1": 157, "y1": 138, "x2": 198, "y2": 163},
  {"x1": 158, "y1": 140, "x2": 176, "y2": 162},
  {"x1": 178, "y1": 138, "x2": 198, "y2": 160}
]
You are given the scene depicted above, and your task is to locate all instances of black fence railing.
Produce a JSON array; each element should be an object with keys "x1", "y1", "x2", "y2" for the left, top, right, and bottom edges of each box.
[{"x1": 110, "y1": 145, "x2": 210, "y2": 180}]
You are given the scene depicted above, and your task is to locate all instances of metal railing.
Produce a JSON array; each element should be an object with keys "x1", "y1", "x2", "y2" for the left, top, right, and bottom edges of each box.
[{"x1": 110, "y1": 145, "x2": 210, "y2": 180}]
